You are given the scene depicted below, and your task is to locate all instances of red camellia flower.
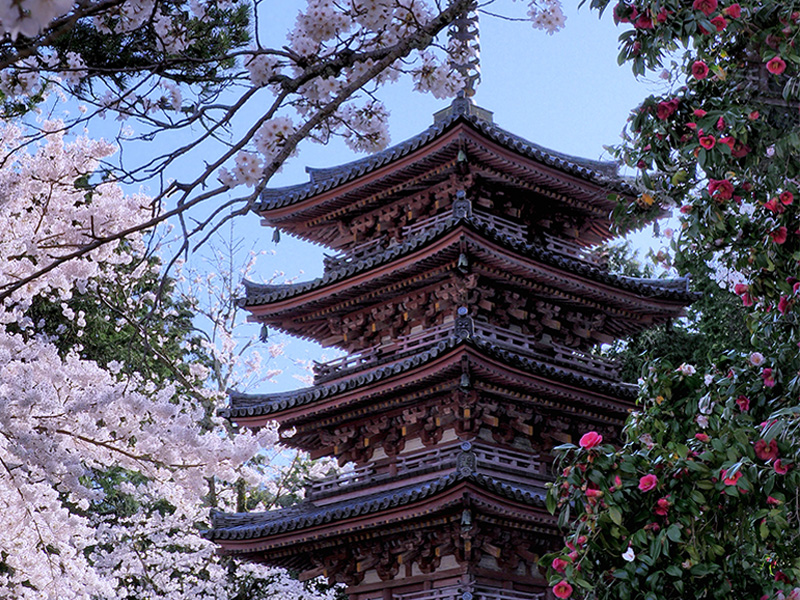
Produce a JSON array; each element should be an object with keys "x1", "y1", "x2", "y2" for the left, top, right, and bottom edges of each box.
[
  {"x1": 767, "y1": 495, "x2": 782, "y2": 505},
  {"x1": 755, "y1": 438, "x2": 779, "y2": 461},
  {"x1": 691, "y1": 60, "x2": 710, "y2": 80},
  {"x1": 778, "y1": 295, "x2": 790, "y2": 314},
  {"x1": 774, "y1": 459, "x2": 791, "y2": 474},
  {"x1": 711, "y1": 15, "x2": 727, "y2": 30},
  {"x1": 693, "y1": 108, "x2": 707, "y2": 117},
  {"x1": 767, "y1": 56, "x2": 787, "y2": 75},
  {"x1": 695, "y1": 432, "x2": 710, "y2": 442},
  {"x1": 780, "y1": 191, "x2": 794, "y2": 204},
  {"x1": 553, "y1": 581, "x2": 574, "y2": 599},
  {"x1": 638, "y1": 474, "x2": 658, "y2": 492},
  {"x1": 699, "y1": 134, "x2": 716, "y2": 149},
  {"x1": 770, "y1": 226, "x2": 788, "y2": 244},
  {"x1": 635, "y1": 13, "x2": 654, "y2": 28},
  {"x1": 708, "y1": 178, "x2": 734, "y2": 201},
  {"x1": 736, "y1": 395, "x2": 750, "y2": 411},
  {"x1": 552, "y1": 557, "x2": 569, "y2": 573},
  {"x1": 692, "y1": 0, "x2": 718, "y2": 15},
  {"x1": 722, "y1": 469, "x2": 742, "y2": 485},
  {"x1": 731, "y1": 141, "x2": 751, "y2": 158},
  {"x1": 764, "y1": 198, "x2": 784, "y2": 213},
  {"x1": 579, "y1": 431, "x2": 603, "y2": 449},
  {"x1": 654, "y1": 497, "x2": 671, "y2": 515},
  {"x1": 723, "y1": 3, "x2": 741, "y2": 17},
  {"x1": 656, "y1": 99, "x2": 679, "y2": 120}
]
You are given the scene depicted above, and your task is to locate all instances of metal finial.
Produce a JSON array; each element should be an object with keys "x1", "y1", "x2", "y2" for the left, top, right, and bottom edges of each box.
[{"x1": 449, "y1": 2, "x2": 480, "y2": 98}]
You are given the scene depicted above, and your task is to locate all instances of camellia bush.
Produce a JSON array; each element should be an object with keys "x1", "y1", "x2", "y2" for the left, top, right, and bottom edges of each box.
[{"x1": 543, "y1": 0, "x2": 800, "y2": 597}]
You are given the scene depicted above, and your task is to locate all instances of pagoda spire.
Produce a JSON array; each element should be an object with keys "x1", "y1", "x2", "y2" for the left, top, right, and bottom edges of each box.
[{"x1": 449, "y1": 1, "x2": 481, "y2": 98}]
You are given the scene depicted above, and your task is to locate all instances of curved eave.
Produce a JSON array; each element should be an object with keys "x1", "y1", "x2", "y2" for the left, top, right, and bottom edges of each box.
[
  {"x1": 223, "y1": 340, "x2": 636, "y2": 432},
  {"x1": 241, "y1": 220, "x2": 696, "y2": 343},
  {"x1": 208, "y1": 471, "x2": 549, "y2": 551},
  {"x1": 255, "y1": 114, "x2": 635, "y2": 240}
]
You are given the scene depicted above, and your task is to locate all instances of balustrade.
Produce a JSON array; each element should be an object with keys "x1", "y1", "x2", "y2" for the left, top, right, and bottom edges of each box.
[
  {"x1": 313, "y1": 320, "x2": 619, "y2": 382},
  {"x1": 365, "y1": 585, "x2": 546, "y2": 600}
]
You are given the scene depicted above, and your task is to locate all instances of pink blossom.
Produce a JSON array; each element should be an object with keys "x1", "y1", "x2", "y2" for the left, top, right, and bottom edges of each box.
[
  {"x1": 552, "y1": 557, "x2": 569, "y2": 573},
  {"x1": 770, "y1": 227, "x2": 788, "y2": 244},
  {"x1": 767, "y1": 56, "x2": 787, "y2": 75},
  {"x1": 654, "y1": 497, "x2": 671, "y2": 515},
  {"x1": 638, "y1": 474, "x2": 658, "y2": 492},
  {"x1": 735, "y1": 395, "x2": 750, "y2": 411},
  {"x1": 723, "y1": 3, "x2": 741, "y2": 17},
  {"x1": 691, "y1": 60, "x2": 710, "y2": 80},
  {"x1": 762, "y1": 367, "x2": 776, "y2": 387},
  {"x1": 553, "y1": 581, "x2": 573, "y2": 599},
  {"x1": 774, "y1": 459, "x2": 791, "y2": 474},
  {"x1": 695, "y1": 432, "x2": 710, "y2": 442},
  {"x1": 722, "y1": 469, "x2": 742, "y2": 485},
  {"x1": 579, "y1": 431, "x2": 603, "y2": 449}
]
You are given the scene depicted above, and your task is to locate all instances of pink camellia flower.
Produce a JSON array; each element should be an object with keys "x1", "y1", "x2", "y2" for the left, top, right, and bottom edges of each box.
[
  {"x1": 579, "y1": 431, "x2": 603, "y2": 449},
  {"x1": 767, "y1": 495, "x2": 782, "y2": 505},
  {"x1": 695, "y1": 432, "x2": 710, "y2": 442},
  {"x1": 770, "y1": 226, "x2": 788, "y2": 244},
  {"x1": 692, "y1": 0, "x2": 718, "y2": 15},
  {"x1": 692, "y1": 60, "x2": 710, "y2": 80},
  {"x1": 749, "y1": 110, "x2": 760, "y2": 120},
  {"x1": 755, "y1": 438, "x2": 779, "y2": 461},
  {"x1": 654, "y1": 497, "x2": 671, "y2": 515},
  {"x1": 693, "y1": 108, "x2": 707, "y2": 117},
  {"x1": 734, "y1": 283, "x2": 749, "y2": 296},
  {"x1": 638, "y1": 474, "x2": 658, "y2": 492},
  {"x1": 710, "y1": 15, "x2": 727, "y2": 30},
  {"x1": 552, "y1": 557, "x2": 569, "y2": 573},
  {"x1": 553, "y1": 581, "x2": 573, "y2": 599},
  {"x1": 780, "y1": 191, "x2": 794, "y2": 205},
  {"x1": 735, "y1": 395, "x2": 750, "y2": 411},
  {"x1": 699, "y1": 134, "x2": 716, "y2": 149},
  {"x1": 708, "y1": 178, "x2": 734, "y2": 201},
  {"x1": 778, "y1": 295, "x2": 790, "y2": 314},
  {"x1": 614, "y1": 474, "x2": 623, "y2": 487},
  {"x1": 774, "y1": 459, "x2": 791, "y2": 474},
  {"x1": 723, "y1": 3, "x2": 741, "y2": 17},
  {"x1": 762, "y1": 367, "x2": 776, "y2": 387},
  {"x1": 750, "y1": 352, "x2": 765, "y2": 366},
  {"x1": 767, "y1": 56, "x2": 787, "y2": 75}
]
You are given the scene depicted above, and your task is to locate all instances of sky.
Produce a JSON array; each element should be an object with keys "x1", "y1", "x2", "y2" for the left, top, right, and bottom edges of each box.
[{"x1": 245, "y1": 1, "x2": 670, "y2": 393}]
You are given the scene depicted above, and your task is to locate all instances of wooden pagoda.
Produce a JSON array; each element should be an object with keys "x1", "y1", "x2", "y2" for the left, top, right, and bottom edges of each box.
[{"x1": 209, "y1": 97, "x2": 695, "y2": 600}]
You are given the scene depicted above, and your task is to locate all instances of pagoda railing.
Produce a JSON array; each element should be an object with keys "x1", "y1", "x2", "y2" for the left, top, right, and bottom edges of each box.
[
  {"x1": 324, "y1": 206, "x2": 603, "y2": 272},
  {"x1": 306, "y1": 440, "x2": 547, "y2": 499},
  {"x1": 365, "y1": 584, "x2": 546, "y2": 600},
  {"x1": 313, "y1": 319, "x2": 620, "y2": 382},
  {"x1": 323, "y1": 238, "x2": 384, "y2": 271},
  {"x1": 542, "y1": 232, "x2": 606, "y2": 267}
]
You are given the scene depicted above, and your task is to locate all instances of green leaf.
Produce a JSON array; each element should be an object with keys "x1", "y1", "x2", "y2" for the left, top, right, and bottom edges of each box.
[
  {"x1": 609, "y1": 506, "x2": 623, "y2": 525},
  {"x1": 666, "y1": 524, "x2": 682, "y2": 542}
]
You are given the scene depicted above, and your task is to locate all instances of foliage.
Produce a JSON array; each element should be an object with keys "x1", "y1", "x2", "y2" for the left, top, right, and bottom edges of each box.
[{"x1": 546, "y1": 0, "x2": 800, "y2": 598}]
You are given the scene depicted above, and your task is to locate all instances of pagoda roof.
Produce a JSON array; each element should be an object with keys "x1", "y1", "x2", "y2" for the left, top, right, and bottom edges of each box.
[
  {"x1": 244, "y1": 216, "x2": 691, "y2": 307},
  {"x1": 257, "y1": 100, "x2": 630, "y2": 214},
  {"x1": 208, "y1": 470, "x2": 546, "y2": 546},
  {"x1": 254, "y1": 99, "x2": 640, "y2": 247},
  {"x1": 223, "y1": 336, "x2": 636, "y2": 424}
]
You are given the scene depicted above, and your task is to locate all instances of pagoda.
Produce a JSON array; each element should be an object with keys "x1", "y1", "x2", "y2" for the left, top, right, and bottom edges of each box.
[{"x1": 208, "y1": 97, "x2": 695, "y2": 600}]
